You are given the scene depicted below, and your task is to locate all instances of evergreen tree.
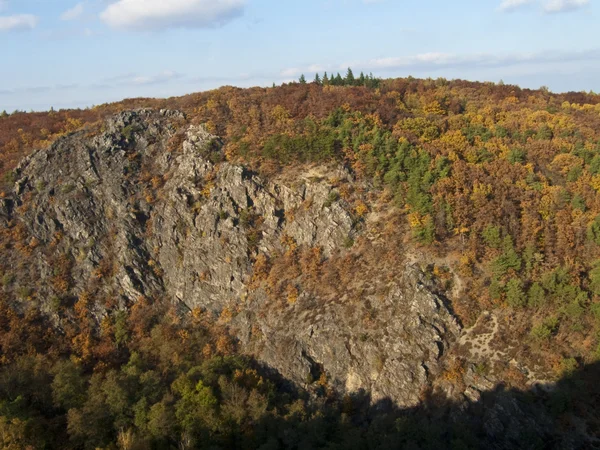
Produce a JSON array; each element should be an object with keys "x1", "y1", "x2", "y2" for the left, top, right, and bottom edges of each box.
[
  {"x1": 299, "y1": 74, "x2": 307, "y2": 84},
  {"x1": 368, "y1": 72, "x2": 375, "y2": 88},
  {"x1": 0, "y1": 110, "x2": 7, "y2": 118},
  {"x1": 345, "y1": 67, "x2": 355, "y2": 86},
  {"x1": 358, "y1": 72, "x2": 366, "y2": 86},
  {"x1": 365, "y1": 72, "x2": 380, "y2": 89},
  {"x1": 314, "y1": 73, "x2": 322, "y2": 85},
  {"x1": 322, "y1": 72, "x2": 329, "y2": 85},
  {"x1": 334, "y1": 73, "x2": 343, "y2": 85},
  {"x1": 506, "y1": 278, "x2": 526, "y2": 308}
]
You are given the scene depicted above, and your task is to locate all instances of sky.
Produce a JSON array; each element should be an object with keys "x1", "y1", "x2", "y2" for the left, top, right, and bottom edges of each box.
[{"x1": 0, "y1": 0, "x2": 599, "y2": 111}]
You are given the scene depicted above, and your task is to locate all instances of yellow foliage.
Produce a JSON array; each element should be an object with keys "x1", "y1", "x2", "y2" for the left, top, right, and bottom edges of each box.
[
  {"x1": 178, "y1": 330, "x2": 189, "y2": 342},
  {"x1": 206, "y1": 99, "x2": 217, "y2": 110},
  {"x1": 64, "y1": 117, "x2": 84, "y2": 133},
  {"x1": 442, "y1": 359, "x2": 465, "y2": 383},
  {"x1": 550, "y1": 153, "x2": 582, "y2": 175},
  {"x1": 202, "y1": 343, "x2": 214, "y2": 359},
  {"x1": 538, "y1": 193, "x2": 555, "y2": 220},
  {"x1": 470, "y1": 183, "x2": 492, "y2": 203},
  {"x1": 219, "y1": 307, "x2": 233, "y2": 323},
  {"x1": 354, "y1": 201, "x2": 369, "y2": 217},
  {"x1": 439, "y1": 130, "x2": 470, "y2": 154},
  {"x1": 286, "y1": 284, "x2": 299, "y2": 305},
  {"x1": 408, "y1": 212, "x2": 423, "y2": 228},
  {"x1": 591, "y1": 174, "x2": 600, "y2": 192},
  {"x1": 201, "y1": 182, "x2": 214, "y2": 198},
  {"x1": 423, "y1": 100, "x2": 446, "y2": 115}
]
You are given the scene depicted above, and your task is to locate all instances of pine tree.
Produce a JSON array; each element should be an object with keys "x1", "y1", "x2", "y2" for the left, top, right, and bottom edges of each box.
[
  {"x1": 299, "y1": 74, "x2": 307, "y2": 84},
  {"x1": 345, "y1": 68, "x2": 355, "y2": 86},
  {"x1": 506, "y1": 278, "x2": 526, "y2": 308},
  {"x1": 334, "y1": 73, "x2": 343, "y2": 85},
  {"x1": 0, "y1": 110, "x2": 8, "y2": 118},
  {"x1": 314, "y1": 73, "x2": 321, "y2": 85},
  {"x1": 322, "y1": 72, "x2": 329, "y2": 85},
  {"x1": 358, "y1": 72, "x2": 366, "y2": 86}
]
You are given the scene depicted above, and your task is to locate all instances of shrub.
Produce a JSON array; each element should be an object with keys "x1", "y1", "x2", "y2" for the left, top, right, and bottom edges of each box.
[
  {"x1": 17, "y1": 286, "x2": 33, "y2": 300},
  {"x1": 530, "y1": 317, "x2": 559, "y2": 341},
  {"x1": 558, "y1": 357, "x2": 578, "y2": 376},
  {"x1": 122, "y1": 123, "x2": 143, "y2": 142},
  {"x1": 1, "y1": 272, "x2": 14, "y2": 286},
  {"x1": 60, "y1": 183, "x2": 75, "y2": 194},
  {"x1": 324, "y1": 191, "x2": 340, "y2": 208},
  {"x1": 343, "y1": 237, "x2": 354, "y2": 248}
]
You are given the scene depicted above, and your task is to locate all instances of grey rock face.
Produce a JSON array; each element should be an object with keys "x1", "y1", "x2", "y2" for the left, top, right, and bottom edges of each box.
[
  {"x1": 5, "y1": 109, "x2": 460, "y2": 407},
  {"x1": 237, "y1": 266, "x2": 460, "y2": 406}
]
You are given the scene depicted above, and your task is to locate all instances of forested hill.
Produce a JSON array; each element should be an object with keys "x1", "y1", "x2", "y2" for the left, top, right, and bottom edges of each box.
[{"x1": 1, "y1": 76, "x2": 600, "y2": 448}]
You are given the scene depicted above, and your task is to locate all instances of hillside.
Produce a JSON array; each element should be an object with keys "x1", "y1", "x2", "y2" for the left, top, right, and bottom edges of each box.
[{"x1": 1, "y1": 77, "x2": 600, "y2": 448}]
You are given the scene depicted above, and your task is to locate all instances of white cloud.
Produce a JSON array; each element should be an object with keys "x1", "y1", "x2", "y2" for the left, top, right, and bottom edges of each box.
[
  {"x1": 498, "y1": 0, "x2": 535, "y2": 12},
  {"x1": 280, "y1": 68, "x2": 301, "y2": 77},
  {"x1": 61, "y1": 2, "x2": 85, "y2": 21},
  {"x1": 131, "y1": 71, "x2": 182, "y2": 85},
  {"x1": 97, "y1": 70, "x2": 183, "y2": 87},
  {"x1": 0, "y1": 14, "x2": 38, "y2": 31},
  {"x1": 498, "y1": 0, "x2": 590, "y2": 12},
  {"x1": 100, "y1": 0, "x2": 245, "y2": 31},
  {"x1": 282, "y1": 49, "x2": 600, "y2": 77},
  {"x1": 544, "y1": 0, "x2": 589, "y2": 12}
]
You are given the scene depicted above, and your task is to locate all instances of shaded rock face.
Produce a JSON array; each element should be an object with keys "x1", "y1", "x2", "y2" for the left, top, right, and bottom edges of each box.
[{"x1": 6, "y1": 109, "x2": 459, "y2": 407}]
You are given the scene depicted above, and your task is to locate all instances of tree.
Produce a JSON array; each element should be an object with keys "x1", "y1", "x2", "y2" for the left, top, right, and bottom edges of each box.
[
  {"x1": 358, "y1": 72, "x2": 366, "y2": 86},
  {"x1": 492, "y1": 236, "x2": 522, "y2": 277},
  {"x1": 528, "y1": 282, "x2": 546, "y2": 308},
  {"x1": 345, "y1": 68, "x2": 355, "y2": 86},
  {"x1": 322, "y1": 72, "x2": 329, "y2": 85},
  {"x1": 587, "y1": 216, "x2": 600, "y2": 245},
  {"x1": 482, "y1": 225, "x2": 502, "y2": 248},
  {"x1": 51, "y1": 360, "x2": 87, "y2": 410},
  {"x1": 506, "y1": 278, "x2": 526, "y2": 308},
  {"x1": 299, "y1": 74, "x2": 307, "y2": 84},
  {"x1": 334, "y1": 73, "x2": 343, "y2": 85},
  {"x1": 314, "y1": 73, "x2": 322, "y2": 85},
  {"x1": 590, "y1": 261, "x2": 600, "y2": 295}
]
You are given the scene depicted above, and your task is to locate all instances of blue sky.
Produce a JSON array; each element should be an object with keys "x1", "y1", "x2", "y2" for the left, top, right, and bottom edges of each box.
[{"x1": 0, "y1": 0, "x2": 598, "y2": 111}]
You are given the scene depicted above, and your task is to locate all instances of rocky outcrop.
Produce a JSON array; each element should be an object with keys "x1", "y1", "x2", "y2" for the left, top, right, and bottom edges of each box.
[
  {"x1": 237, "y1": 266, "x2": 460, "y2": 406},
  {"x1": 5, "y1": 109, "x2": 460, "y2": 407}
]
